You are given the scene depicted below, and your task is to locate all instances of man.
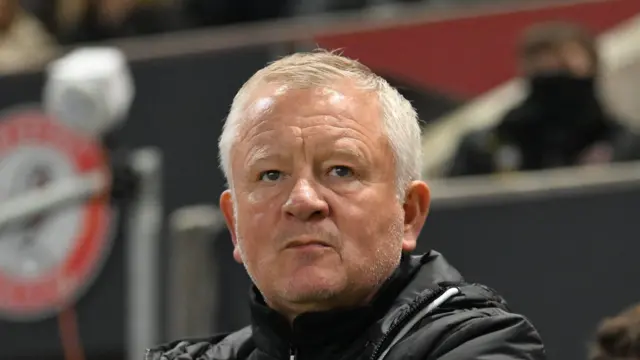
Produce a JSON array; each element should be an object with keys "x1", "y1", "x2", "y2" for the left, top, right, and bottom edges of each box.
[
  {"x1": 148, "y1": 51, "x2": 545, "y2": 360},
  {"x1": 589, "y1": 302, "x2": 640, "y2": 360},
  {"x1": 56, "y1": 0, "x2": 183, "y2": 44},
  {"x1": 447, "y1": 22, "x2": 640, "y2": 176}
]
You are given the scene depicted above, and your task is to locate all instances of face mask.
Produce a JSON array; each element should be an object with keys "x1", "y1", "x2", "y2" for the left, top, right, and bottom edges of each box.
[{"x1": 528, "y1": 71, "x2": 596, "y2": 107}]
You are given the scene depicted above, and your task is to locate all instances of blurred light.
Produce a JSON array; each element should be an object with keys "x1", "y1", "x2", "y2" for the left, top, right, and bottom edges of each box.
[{"x1": 43, "y1": 47, "x2": 135, "y2": 138}]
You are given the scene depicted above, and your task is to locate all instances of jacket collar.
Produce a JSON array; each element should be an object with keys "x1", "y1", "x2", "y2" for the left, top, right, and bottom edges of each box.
[{"x1": 249, "y1": 251, "x2": 463, "y2": 359}]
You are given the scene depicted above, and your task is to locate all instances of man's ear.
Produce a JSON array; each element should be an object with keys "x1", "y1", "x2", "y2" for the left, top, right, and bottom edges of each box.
[
  {"x1": 401, "y1": 181, "x2": 431, "y2": 252},
  {"x1": 220, "y1": 189, "x2": 243, "y2": 264}
]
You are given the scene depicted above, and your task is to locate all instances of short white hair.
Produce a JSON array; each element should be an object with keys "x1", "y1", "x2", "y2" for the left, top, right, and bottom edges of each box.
[{"x1": 218, "y1": 50, "x2": 422, "y2": 198}]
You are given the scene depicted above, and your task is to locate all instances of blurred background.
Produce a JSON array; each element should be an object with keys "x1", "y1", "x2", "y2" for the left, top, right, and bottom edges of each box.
[{"x1": 1, "y1": 0, "x2": 640, "y2": 360}]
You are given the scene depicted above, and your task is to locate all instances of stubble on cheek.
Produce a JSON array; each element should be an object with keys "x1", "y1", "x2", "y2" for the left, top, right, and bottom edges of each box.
[{"x1": 233, "y1": 194, "x2": 283, "y2": 278}]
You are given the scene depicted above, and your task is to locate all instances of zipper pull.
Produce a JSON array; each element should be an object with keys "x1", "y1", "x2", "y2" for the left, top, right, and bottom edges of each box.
[{"x1": 289, "y1": 347, "x2": 296, "y2": 360}]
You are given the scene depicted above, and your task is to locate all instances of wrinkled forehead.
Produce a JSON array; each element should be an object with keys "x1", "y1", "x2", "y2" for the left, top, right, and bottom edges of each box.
[{"x1": 235, "y1": 81, "x2": 382, "y2": 136}]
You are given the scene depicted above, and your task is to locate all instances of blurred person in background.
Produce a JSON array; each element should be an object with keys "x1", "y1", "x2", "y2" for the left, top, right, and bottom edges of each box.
[
  {"x1": 55, "y1": 0, "x2": 184, "y2": 44},
  {"x1": 147, "y1": 50, "x2": 545, "y2": 360},
  {"x1": 447, "y1": 22, "x2": 640, "y2": 177},
  {"x1": 182, "y1": 0, "x2": 289, "y2": 28},
  {"x1": 0, "y1": 0, "x2": 58, "y2": 74},
  {"x1": 589, "y1": 302, "x2": 640, "y2": 360},
  {"x1": 19, "y1": 0, "x2": 58, "y2": 33}
]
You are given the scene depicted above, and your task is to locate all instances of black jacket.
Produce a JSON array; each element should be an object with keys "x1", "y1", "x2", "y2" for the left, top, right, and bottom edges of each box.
[
  {"x1": 147, "y1": 252, "x2": 545, "y2": 360},
  {"x1": 447, "y1": 95, "x2": 640, "y2": 177}
]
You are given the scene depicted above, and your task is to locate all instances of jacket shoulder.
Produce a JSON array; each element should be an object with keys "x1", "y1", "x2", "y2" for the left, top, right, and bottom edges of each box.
[
  {"x1": 394, "y1": 283, "x2": 545, "y2": 360},
  {"x1": 145, "y1": 326, "x2": 254, "y2": 360}
]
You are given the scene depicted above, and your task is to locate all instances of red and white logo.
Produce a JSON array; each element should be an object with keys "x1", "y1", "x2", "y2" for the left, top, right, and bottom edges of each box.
[{"x1": 0, "y1": 108, "x2": 113, "y2": 321}]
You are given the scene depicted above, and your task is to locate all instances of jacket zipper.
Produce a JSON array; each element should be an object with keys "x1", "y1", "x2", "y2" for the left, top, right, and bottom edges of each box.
[
  {"x1": 367, "y1": 286, "x2": 449, "y2": 360},
  {"x1": 289, "y1": 346, "x2": 297, "y2": 360}
]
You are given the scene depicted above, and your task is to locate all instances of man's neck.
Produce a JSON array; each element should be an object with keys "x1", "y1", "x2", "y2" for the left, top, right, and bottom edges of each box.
[{"x1": 269, "y1": 282, "x2": 388, "y2": 325}]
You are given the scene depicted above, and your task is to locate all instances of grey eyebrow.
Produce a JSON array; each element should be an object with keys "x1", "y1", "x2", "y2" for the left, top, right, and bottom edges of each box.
[{"x1": 245, "y1": 146, "x2": 289, "y2": 168}]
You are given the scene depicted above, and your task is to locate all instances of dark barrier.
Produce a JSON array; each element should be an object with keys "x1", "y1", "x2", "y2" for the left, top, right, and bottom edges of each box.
[
  {"x1": 0, "y1": 45, "x2": 270, "y2": 360},
  {"x1": 423, "y1": 165, "x2": 640, "y2": 360}
]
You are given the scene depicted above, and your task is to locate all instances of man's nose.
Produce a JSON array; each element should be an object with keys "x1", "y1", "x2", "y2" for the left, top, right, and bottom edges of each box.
[{"x1": 282, "y1": 178, "x2": 329, "y2": 221}]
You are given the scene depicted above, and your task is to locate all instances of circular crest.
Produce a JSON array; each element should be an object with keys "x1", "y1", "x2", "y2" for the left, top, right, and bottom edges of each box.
[{"x1": 0, "y1": 108, "x2": 113, "y2": 321}]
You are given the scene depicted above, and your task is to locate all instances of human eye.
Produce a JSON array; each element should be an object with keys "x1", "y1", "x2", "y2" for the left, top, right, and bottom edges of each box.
[
  {"x1": 328, "y1": 166, "x2": 355, "y2": 178},
  {"x1": 258, "y1": 170, "x2": 283, "y2": 182}
]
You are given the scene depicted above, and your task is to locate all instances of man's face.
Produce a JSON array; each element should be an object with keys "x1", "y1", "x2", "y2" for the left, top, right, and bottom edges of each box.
[
  {"x1": 220, "y1": 81, "x2": 429, "y2": 318},
  {"x1": 527, "y1": 50, "x2": 563, "y2": 74},
  {"x1": 96, "y1": 0, "x2": 136, "y2": 23},
  {"x1": 559, "y1": 41, "x2": 594, "y2": 78},
  {"x1": 527, "y1": 42, "x2": 594, "y2": 78}
]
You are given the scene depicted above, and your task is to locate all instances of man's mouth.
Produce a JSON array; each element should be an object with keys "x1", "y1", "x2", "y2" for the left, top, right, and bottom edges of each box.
[{"x1": 285, "y1": 239, "x2": 331, "y2": 249}]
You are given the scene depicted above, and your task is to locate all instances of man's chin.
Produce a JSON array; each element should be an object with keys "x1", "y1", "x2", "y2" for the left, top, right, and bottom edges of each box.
[
  {"x1": 281, "y1": 269, "x2": 346, "y2": 303},
  {"x1": 285, "y1": 287, "x2": 339, "y2": 305}
]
